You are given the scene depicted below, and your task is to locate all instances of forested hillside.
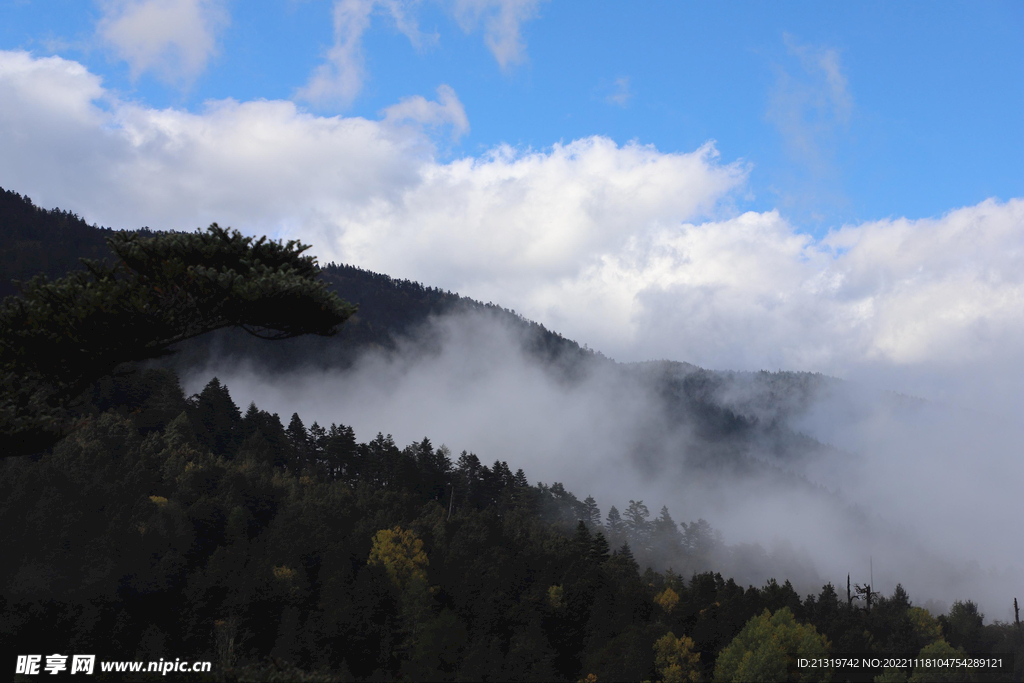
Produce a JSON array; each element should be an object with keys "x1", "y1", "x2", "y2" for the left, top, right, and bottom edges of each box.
[
  {"x1": 2, "y1": 189, "x2": 1021, "y2": 681},
  {"x1": 0, "y1": 187, "x2": 592, "y2": 375},
  {"x1": 3, "y1": 369, "x2": 1020, "y2": 681},
  {"x1": 0, "y1": 188, "x2": 119, "y2": 299}
]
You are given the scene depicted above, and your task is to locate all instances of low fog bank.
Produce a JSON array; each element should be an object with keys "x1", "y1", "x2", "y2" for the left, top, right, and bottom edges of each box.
[{"x1": 181, "y1": 310, "x2": 1023, "y2": 621}]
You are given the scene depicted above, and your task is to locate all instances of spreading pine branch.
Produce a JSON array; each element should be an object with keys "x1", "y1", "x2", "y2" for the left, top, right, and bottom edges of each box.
[{"x1": 0, "y1": 224, "x2": 356, "y2": 456}]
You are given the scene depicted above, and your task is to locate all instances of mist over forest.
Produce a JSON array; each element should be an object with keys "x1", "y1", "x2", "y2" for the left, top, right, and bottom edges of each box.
[{"x1": 179, "y1": 304, "x2": 1024, "y2": 621}]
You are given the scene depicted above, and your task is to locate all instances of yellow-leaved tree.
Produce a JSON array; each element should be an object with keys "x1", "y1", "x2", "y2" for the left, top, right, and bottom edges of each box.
[
  {"x1": 654, "y1": 631, "x2": 701, "y2": 682},
  {"x1": 368, "y1": 526, "x2": 429, "y2": 590},
  {"x1": 655, "y1": 586, "x2": 681, "y2": 614}
]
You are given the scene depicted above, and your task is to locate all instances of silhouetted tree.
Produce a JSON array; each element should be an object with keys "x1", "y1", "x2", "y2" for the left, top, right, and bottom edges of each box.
[{"x1": 1, "y1": 224, "x2": 354, "y2": 456}]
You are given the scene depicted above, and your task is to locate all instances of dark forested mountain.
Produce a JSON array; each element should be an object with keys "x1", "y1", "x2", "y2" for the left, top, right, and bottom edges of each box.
[
  {"x1": 165, "y1": 262, "x2": 598, "y2": 379},
  {"x1": 0, "y1": 187, "x2": 118, "y2": 299},
  {"x1": 0, "y1": 187, "x2": 593, "y2": 375}
]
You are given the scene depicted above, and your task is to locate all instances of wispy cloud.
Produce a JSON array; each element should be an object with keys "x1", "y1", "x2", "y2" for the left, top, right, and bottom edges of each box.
[
  {"x1": 381, "y1": 84, "x2": 469, "y2": 140},
  {"x1": 296, "y1": 0, "x2": 433, "y2": 108},
  {"x1": 297, "y1": 0, "x2": 541, "y2": 108},
  {"x1": 601, "y1": 76, "x2": 632, "y2": 107},
  {"x1": 95, "y1": 0, "x2": 229, "y2": 86},
  {"x1": 451, "y1": 0, "x2": 544, "y2": 69},
  {"x1": 767, "y1": 33, "x2": 852, "y2": 170}
]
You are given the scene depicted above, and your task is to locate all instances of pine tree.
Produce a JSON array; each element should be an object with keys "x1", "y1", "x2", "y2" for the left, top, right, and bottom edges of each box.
[
  {"x1": 591, "y1": 532, "x2": 611, "y2": 562},
  {"x1": 189, "y1": 377, "x2": 242, "y2": 456},
  {"x1": 308, "y1": 421, "x2": 327, "y2": 470},
  {"x1": 606, "y1": 506, "x2": 624, "y2": 536},
  {"x1": 582, "y1": 495, "x2": 601, "y2": 529},
  {"x1": 610, "y1": 542, "x2": 639, "y2": 577},
  {"x1": 286, "y1": 413, "x2": 308, "y2": 473},
  {"x1": 574, "y1": 520, "x2": 592, "y2": 557},
  {"x1": 456, "y1": 451, "x2": 483, "y2": 508},
  {"x1": 324, "y1": 422, "x2": 358, "y2": 480},
  {"x1": 1, "y1": 224, "x2": 355, "y2": 457},
  {"x1": 652, "y1": 505, "x2": 683, "y2": 557},
  {"x1": 512, "y1": 468, "x2": 529, "y2": 488},
  {"x1": 491, "y1": 461, "x2": 514, "y2": 490},
  {"x1": 623, "y1": 500, "x2": 651, "y2": 550}
]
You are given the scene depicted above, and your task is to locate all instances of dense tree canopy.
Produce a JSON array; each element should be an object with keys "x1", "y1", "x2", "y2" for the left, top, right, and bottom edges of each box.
[
  {"x1": 0, "y1": 224, "x2": 355, "y2": 457},
  {"x1": 2, "y1": 372, "x2": 1020, "y2": 681}
]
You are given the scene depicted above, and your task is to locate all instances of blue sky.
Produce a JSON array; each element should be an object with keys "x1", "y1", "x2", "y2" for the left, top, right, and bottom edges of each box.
[
  {"x1": 1, "y1": 0, "x2": 1023, "y2": 409},
  {"x1": 3, "y1": 1, "x2": 1021, "y2": 231}
]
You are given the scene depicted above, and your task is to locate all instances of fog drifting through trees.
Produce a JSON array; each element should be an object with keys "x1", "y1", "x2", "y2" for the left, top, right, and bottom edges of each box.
[{"x1": 181, "y1": 309, "x2": 1023, "y2": 622}]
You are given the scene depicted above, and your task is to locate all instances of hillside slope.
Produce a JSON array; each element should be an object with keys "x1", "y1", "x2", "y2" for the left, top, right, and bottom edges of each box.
[{"x1": 0, "y1": 188, "x2": 838, "y2": 462}]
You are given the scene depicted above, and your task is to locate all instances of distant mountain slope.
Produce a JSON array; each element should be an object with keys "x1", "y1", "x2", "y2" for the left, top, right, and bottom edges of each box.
[
  {"x1": 0, "y1": 187, "x2": 117, "y2": 298},
  {"x1": 167, "y1": 262, "x2": 599, "y2": 376}
]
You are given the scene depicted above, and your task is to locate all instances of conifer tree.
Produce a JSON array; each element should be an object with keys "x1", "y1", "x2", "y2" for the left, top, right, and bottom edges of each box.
[
  {"x1": 324, "y1": 422, "x2": 358, "y2": 479},
  {"x1": 652, "y1": 505, "x2": 683, "y2": 558},
  {"x1": 624, "y1": 499, "x2": 651, "y2": 549},
  {"x1": 512, "y1": 468, "x2": 529, "y2": 488},
  {"x1": 574, "y1": 520, "x2": 592, "y2": 557},
  {"x1": 190, "y1": 377, "x2": 242, "y2": 456},
  {"x1": 591, "y1": 532, "x2": 611, "y2": 562},
  {"x1": 1, "y1": 224, "x2": 355, "y2": 457},
  {"x1": 287, "y1": 413, "x2": 308, "y2": 473},
  {"x1": 606, "y1": 506, "x2": 624, "y2": 537},
  {"x1": 582, "y1": 495, "x2": 601, "y2": 529}
]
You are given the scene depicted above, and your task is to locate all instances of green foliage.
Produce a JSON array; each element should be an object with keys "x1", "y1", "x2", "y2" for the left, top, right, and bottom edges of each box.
[
  {"x1": 0, "y1": 224, "x2": 354, "y2": 456},
  {"x1": 714, "y1": 607, "x2": 831, "y2": 682},
  {"x1": 944, "y1": 600, "x2": 985, "y2": 653},
  {"x1": 874, "y1": 667, "x2": 909, "y2": 682},
  {"x1": 908, "y1": 639, "x2": 971, "y2": 682},
  {"x1": 908, "y1": 606, "x2": 943, "y2": 646}
]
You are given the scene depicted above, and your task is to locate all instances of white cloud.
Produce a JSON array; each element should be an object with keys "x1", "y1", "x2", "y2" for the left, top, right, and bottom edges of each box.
[
  {"x1": 96, "y1": 0, "x2": 229, "y2": 85},
  {"x1": 297, "y1": 0, "x2": 433, "y2": 108},
  {"x1": 625, "y1": 202, "x2": 1024, "y2": 379},
  {"x1": 0, "y1": 50, "x2": 423, "y2": 234},
  {"x1": 2, "y1": 50, "x2": 1022, "y2": 413},
  {"x1": 381, "y1": 84, "x2": 469, "y2": 140},
  {"x1": 451, "y1": 0, "x2": 543, "y2": 69}
]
